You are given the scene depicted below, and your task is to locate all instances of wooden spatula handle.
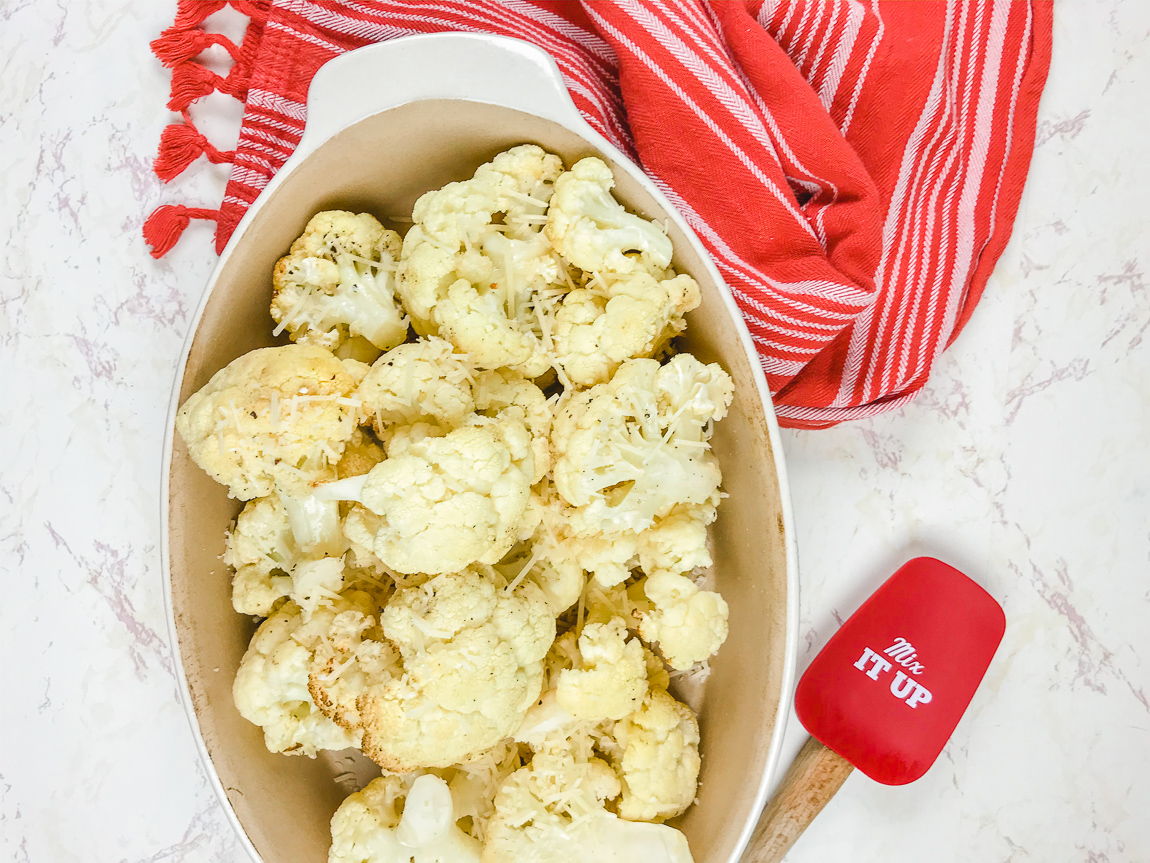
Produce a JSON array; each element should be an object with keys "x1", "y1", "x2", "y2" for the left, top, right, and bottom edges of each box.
[{"x1": 742, "y1": 735, "x2": 855, "y2": 862}]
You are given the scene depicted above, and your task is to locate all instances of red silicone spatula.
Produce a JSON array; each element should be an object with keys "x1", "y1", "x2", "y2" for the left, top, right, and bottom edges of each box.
[{"x1": 744, "y1": 557, "x2": 1006, "y2": 861}]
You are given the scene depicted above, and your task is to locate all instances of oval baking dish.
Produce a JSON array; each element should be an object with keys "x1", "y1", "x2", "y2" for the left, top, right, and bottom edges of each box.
[{"x1": 162, "y1": 33, "x2": 798, "y2": 863}]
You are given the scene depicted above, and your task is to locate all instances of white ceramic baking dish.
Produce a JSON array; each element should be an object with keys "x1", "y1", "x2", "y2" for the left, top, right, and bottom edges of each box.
[{"x1": 162, "y1": 33, "x2": 798, "y2": 863}]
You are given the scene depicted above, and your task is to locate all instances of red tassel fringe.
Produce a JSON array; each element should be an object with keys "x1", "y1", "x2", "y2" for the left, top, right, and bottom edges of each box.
[
  {"x1": 173, "y1": 0, "x2": 262, "y2": 28},
  {"x1": 151, "y1": 27, "x2": 241, "y2": 68},
  {"x1": 144, "y1": 205, "x2": 220, "y2": 259},
  {"x1": 173, "y1": 0, "x2": 227, "y2": 28},
  {"x1": 154, "y1": 111, "x2": 237, "y2": 182},
  {"x1": 147, "y1": 0, "x2": 270, "y2": 257},
  {"x1": 167, "y1": 61, "x2": 249, "y2": 111}
]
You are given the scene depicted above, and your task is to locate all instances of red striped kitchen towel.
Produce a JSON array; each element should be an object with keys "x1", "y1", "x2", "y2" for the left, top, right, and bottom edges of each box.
[{"x1": 146, "y1": 0, "x2": 1052, "y2": 429}]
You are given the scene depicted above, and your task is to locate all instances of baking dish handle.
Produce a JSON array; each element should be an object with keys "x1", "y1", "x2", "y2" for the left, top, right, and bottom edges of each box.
[{"x1": 298, "y1": 33, "x2": 590, "y2": 155}]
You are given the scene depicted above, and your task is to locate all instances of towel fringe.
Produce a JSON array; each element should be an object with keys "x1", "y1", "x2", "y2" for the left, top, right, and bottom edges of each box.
[
  {"x1": 170, "y1": 0, "x2": 264, "y2": 28},
  {"x1": 168, "y1": 61, "x2": 249, "y2": 111},
  {"x1": 151, "y1": 27, "x2": 242, "y2": 68},
  {"x1": 146, "y1": 1, "x2": 269, "y2": 256},
  {"x1": 144, "y1": 205, "x2": 221, "y2": 259},
  {"x1": 155, "y1": 111, "x2": 236, "y2": 182},
  {"x1": 152, "y1": 0, "x2": 262, "y2": 112},
  {"x1": 173, "y1": 0, "x2": 228, "y2": 28}
]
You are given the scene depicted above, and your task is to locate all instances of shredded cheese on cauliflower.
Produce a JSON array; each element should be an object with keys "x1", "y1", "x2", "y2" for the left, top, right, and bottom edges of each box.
[{"x1": 173, "y1": 144, "x2": 753, "y2": 863}]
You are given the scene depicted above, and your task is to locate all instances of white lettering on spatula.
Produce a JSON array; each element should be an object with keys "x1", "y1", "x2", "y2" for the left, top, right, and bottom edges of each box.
[{"x1": 852, "y1": 639, "x2": 933, "y2": 708}]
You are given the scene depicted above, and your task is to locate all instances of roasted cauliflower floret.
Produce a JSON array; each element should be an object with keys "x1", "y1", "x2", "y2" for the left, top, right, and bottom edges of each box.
[
  {"x1": 534, "y1": 485, "x2": 716, "y2": 599},
  {"x1": 225, "y1": 477, "x2": 372, "y2": 617},
  {"x1": 224, "y1": 495, "x2": 297, "y2": 616},
  {"x1": 482, "y1": 746, "x2": 615, "y2": 861},
  {"x1": 397, "y1": 145, "x2": 566, "y2": 378},
  {"x1": 553, "y1": 272, "x2": 701, "y2": 387},
  {"x1": 639, "y1": 571, "x2": 729, "y2": 671},
  {"x1": 355, "y1": 337, "x2": 476, "y2": 439},
  {"x1": 551, "y1": 354, "x2": 731, "y2": 537},
  {"x1": 612, "y1": 688, "x2": 701, "y2": 822},
  {"x1": 515, "y1": 611, "x2": 649, "y2": 750},
  {"x1": 356, "y1": 570, "x2": 555, "y2": 772},
  {"x1": 328, "y1": 773, "x2": 480, "y2": 863},
  {"x1": 285, "y1": 556, "x2": 347, "y2": 620},
  {"x1": 482, "y1": 746, "x2": 693, "y2": 863},
  {"x1": 232, "y1": 592, "x2": 380, "y2": 756},
  {"x1": 545, "y1": 156, "x2": 673, "y2": 279},
  {"x1": 306, "y1": 591, "x2": 398, "y2": 731},
  {"x1": 432, "y1": 233, "x2": 557, "y2": 378},
  {"x1": 316, "y1": 419, "x2": 536, "y2": 575},
  {"x1": 175, "y1": 344, "x2": 365, "y2": 500},
  {"x1": 556, "y1": 618, "x2": 648, "y2": 723},
  {"x1": 547, "y1": 354, "x2": 733, "y2": 586},
  {"x1": 229, "y1": 556, "x2": 293, "y2": 618},
  {"x1": 410, "y1": 145, "x2": 563, "y2": 251},
  {"x1": 633, "y1": 502, "x2": 715, "y2": 577},
  {"x1": 271, "y1": 210, "x2": 408, "y2": 356},
  {"x1": 471, "y1": 369, "x2": 552, "y2": 482},
  {"x1": 492, "y1": 539, "x2": 584, "y2": 615},
  {"x1": 537, "y1": 519, "x2": 642, "y2": 593},
  {"x1": 341, "y1": 503, "x2": 391, "y2": 574}
]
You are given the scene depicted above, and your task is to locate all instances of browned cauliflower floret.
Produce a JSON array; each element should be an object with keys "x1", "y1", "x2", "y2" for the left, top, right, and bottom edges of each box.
[
  {"x1": 271, "y1": 210, "x2": 408, "y2": 357},
  {"x1": 175, "y1": 344, "x2": 365, "y2": 499},
  {"x1": 334, "y1": 426, "x2": 386, "y2": 479},
  {"x1": 232, "y1": 591, "x2": 380, "y2": 757},
  {"x1": 306, "y1": 590, "x2": 399, "y2": 733},
  {"x1": 356, "y1": 569, "x2": 555, "y2": 772}
]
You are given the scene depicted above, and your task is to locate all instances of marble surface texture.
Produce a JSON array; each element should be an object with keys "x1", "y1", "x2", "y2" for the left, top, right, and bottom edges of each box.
[{"x1": 2, "y1": 1, "x2": 1148, "y2": 861}]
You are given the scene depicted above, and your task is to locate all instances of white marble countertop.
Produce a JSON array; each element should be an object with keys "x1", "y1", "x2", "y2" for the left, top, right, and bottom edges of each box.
[{"x1": 3, "y1": 1, "x2": 1148, "y2": 861}]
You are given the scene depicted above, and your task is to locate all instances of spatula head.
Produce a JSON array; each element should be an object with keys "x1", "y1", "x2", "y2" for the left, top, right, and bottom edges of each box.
[{"x1": 794, "y1": 557, "x2": 1005, "y2": 785}]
